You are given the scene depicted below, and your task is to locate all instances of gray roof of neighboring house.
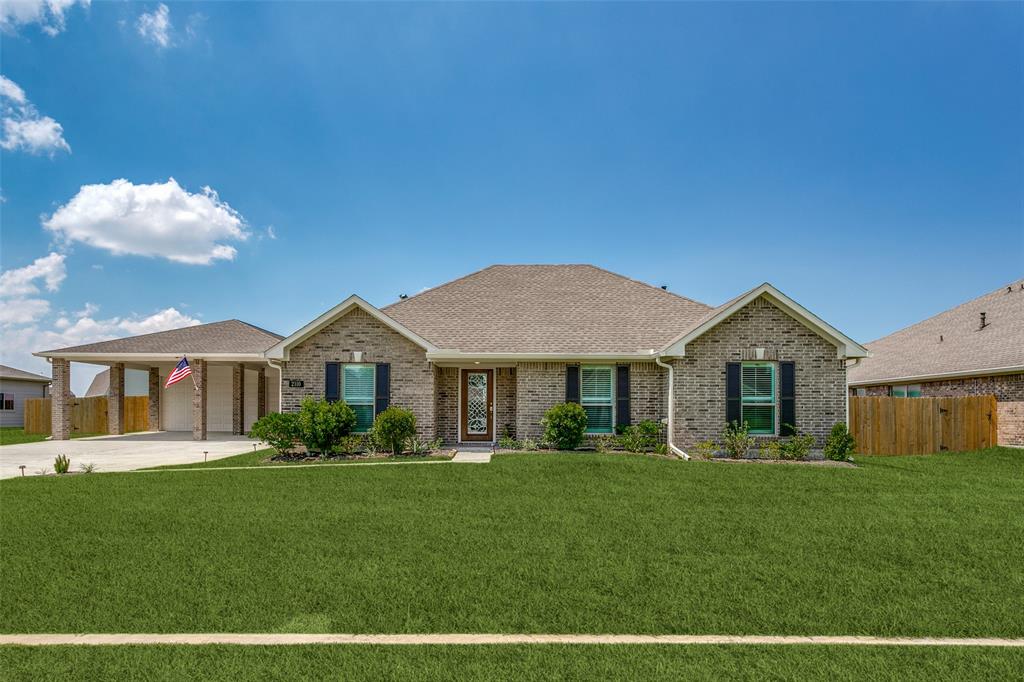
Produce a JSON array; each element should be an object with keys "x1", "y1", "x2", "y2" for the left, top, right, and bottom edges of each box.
[
  {"x1": 84, "y1": 370, "x2": 109, "y2": 397},
  {"x1": 383, "y1": 264, "x2": 714, "y2": 354},
  {"x1": 0, "y1": 364, "x2": 51, "y2": 383},
  {"x1": 848, "y1": 280, "x2": 1024, "y2": 385},
  {"x1": 40, "y1": 320, "x2": 283, "y2": 355}
]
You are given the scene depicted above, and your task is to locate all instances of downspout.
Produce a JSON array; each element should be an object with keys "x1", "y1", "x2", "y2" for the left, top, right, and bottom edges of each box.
[
  {"x1": 654, "y1": 355, "x2": 690, "y2": 460},
  {"x1": 266, "y1": 358, "x2": 284, "y2": 413},
  {"x1": 844, "y1": 357, "x2": 862, "y2": 428}
]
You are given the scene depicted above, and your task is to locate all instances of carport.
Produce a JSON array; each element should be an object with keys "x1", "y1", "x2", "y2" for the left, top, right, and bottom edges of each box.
[{"x1": 34, "y1": 320, "x2": 283, "y2": 441}]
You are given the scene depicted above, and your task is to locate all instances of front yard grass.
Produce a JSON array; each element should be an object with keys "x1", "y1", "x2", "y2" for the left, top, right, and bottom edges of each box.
[
  {"x1": 0, "y1": 428, "x2": 105, "y2": 446},
  {"x1": 145, "y1": 448, "x2": 454, "y2": 470},
  {"x1": 2, "y1": 643, "x2": 1021, "y2": 681},
  {"x1": 1, "y1": 448, "x2": 1021, "y2": 638}
]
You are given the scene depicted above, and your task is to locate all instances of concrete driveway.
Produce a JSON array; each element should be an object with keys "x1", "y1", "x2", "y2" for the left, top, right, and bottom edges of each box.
[{"x1": 0, "y1": 432, "x2": 259, "y2": 479}]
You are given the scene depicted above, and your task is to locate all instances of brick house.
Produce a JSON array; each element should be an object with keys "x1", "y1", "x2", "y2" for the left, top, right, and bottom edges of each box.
[
  {"x1": 37, "y1": 265, "x2": 867, "y2": 453},
  {"x1": 848, "y1": 280, "x2": 1024, "y2": 446}
]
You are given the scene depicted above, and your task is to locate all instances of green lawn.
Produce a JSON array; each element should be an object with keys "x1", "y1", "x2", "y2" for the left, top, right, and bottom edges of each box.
[
  {"x1": 2, "y1": 644, "x2": 1021, "y2": 681},
  {"x1": 2, "y1": 447, "x2": 1021, "y2": 639},
  {"x1": 0, "y1": 428, "x2": 105, "y2": 446},
  {"x1": 146, "y1": 448, "x2": 454, "y2": 470}
]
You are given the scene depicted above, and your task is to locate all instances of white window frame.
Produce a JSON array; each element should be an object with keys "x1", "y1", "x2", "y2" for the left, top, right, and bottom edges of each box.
[
  {"x1": 580, "y1": 365, "x2": 615, "y2": 434},
  {"x1": 342, "y1": 364, "x2": 376, "y2": 433},
  {"x1": 740, "y1": 361, "x2": 776, "y2": 436}
]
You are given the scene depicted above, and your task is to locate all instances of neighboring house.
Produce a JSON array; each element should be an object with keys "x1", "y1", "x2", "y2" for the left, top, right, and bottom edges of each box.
[
  {"x1": 848, "y1": 280, "x2": 1024, "y2": 446},
  {"x1": 0, "y1": 364, "x2": 51, "y2": 428},
  {"x1": 36, "y1": 265, "x2": 867, "y2": 450},
  {"x1": 84, "y1": 368, "x2": 150, "y2": 398}
]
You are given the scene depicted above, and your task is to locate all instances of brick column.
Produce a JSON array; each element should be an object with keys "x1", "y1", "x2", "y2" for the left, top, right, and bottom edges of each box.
[
  {"x1": 108, "y1": 362, "x2": 125, "y2": 435},
  {"x1": 257, "y1": 367, "x2": 267, "y2": 419},
  {"x1": 148, "y1": 367, "x2": 161, "y2": 431},
  {"x1": 192, "y1": 359, "x2": 207, "y2": 441},
  {"x1": 232, "y1": 363, "x2": 245, "y2": 435},
  {"x1": 51, "y1": 358, "x2": 72, "y2": 440}
]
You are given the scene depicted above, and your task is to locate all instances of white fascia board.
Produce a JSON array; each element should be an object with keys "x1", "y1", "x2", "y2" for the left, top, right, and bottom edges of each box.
[
  {"x1": 659, "y1": 283, "x2": 869, "y2": 360},
  {"x1": 266, "y1": 295, "x2": 439, "y2": 361},
  {"x1": 31, "y1": 352, "x2": 267, "y2": 363},
  {"x1": 426, "y1": 351, "x2": 657, "y2": 363},
  {"x1": 847, "y1": 365, "x2": 1024, "y2": 387}
]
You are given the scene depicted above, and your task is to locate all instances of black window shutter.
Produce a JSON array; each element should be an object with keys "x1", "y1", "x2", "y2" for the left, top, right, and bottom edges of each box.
[
  {"x1": 780, "y1": 361, "x2": 796, "y2": 436},
  {"x1": 325, "y1": 362, "x2": 339, "y2": 402},
  {"x1": 565, "y1": 365, "x2": 580, "y2": 403},
  {"x1": 726, "y1": 362, "x2": 741, "y2": 425},
  {"x1": 375, "y1": 363, "x2": 390, "y2": 415},
  {"x1": 615, "y1": 364, "x2": 631, "y2": 429}
]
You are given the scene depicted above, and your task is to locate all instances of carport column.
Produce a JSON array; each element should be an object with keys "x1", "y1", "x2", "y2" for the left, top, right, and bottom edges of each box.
[
  {"x1": 148, "y1": 367, "x2": 161, "y2": 431},
  {"x1": 108, "y1": 362, "x2": 125, "y2": 435},
  {"x1": 257, "y1": 367, "x2": 267, "y2": 418},
  {"x1": 51, "y1": 358, "x2": 72, "y2": 440},
  {"x1": 192, "y1": 359, "x2": 207, "y2": 441},
  {"x1": 232, "y1": 363, "x2": 245, "y2": 435}
]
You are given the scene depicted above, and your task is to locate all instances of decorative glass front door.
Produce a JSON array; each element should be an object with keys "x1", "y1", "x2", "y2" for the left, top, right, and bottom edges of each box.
[{"x1": 461, "y1": 369, "x2": 493, "y2": 441}]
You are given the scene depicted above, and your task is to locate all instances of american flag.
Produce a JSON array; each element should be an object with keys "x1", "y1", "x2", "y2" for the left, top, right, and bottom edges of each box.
[{"x1": 165, "y1": 357, "x2": 193, "y2": 388}]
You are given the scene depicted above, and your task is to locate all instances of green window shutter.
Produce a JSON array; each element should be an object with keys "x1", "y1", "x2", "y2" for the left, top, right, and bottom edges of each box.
[
  {"x1": 343, "y1": 364, "x2": 375, "y2": 432},
  {"x1": 581, "y1": 366, "x2": 614, "y2": 434},
  {"x1": 740, "y1": 362, "x2": 775, "y2": 435}
]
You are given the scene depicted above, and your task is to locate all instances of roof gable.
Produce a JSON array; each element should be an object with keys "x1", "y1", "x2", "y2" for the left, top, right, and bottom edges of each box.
[
  {"x1": 848, "y1": 280, "x2": 1024, "y2": 385},
  {"x1": 660, "y1": 283, "x2": 868, "y2": 359},
  {"x1": 266, "y1": 295, "x2": 438, "y2": 360}
]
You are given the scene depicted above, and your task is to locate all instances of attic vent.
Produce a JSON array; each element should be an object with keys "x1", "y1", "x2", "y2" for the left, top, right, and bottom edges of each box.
[{"x1": 979, "y1": 312, "x2": 988, "y2": 330}]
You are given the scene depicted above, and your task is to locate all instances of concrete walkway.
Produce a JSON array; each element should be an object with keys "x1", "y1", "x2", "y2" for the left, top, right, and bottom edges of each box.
[
  {"x1": 1, "y1": 633, "x2": 1021, "y2": 647},
  {"x1": 452, "y1": 448, "x2": 492, "y2": 463},
  {"x1": 0, "y1": 432, "x2": 258, "y2": 479}
]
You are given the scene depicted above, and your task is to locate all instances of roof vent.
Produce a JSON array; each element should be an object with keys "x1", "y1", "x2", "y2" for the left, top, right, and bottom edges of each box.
[
  {"x1": 399, "y1": 294, "x2": 408, "y2": 300},
  {"x1": 660, "y1": 285, "x2": 668, "y2": 290},
  {"x1": 979, "y1": 312, "x2": 988, "y2": 330},
  {"x1": 939, "y1": 335, "x2": 943, "y2": 342}
]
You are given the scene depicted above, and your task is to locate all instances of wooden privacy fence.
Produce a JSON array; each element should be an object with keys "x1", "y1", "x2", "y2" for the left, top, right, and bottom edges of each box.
[
  {"x1": 849, "y1": 395, "x2": 997, "y2": 455},
  {"x1": 23, "y1": 396, "x2": 150, "y2": 436}
]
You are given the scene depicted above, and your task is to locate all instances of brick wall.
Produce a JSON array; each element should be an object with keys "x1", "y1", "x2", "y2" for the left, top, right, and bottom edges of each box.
[
  {"x1": 434, "y1": 366, "x2": 458, "y2": 444},
  {"x1": 495, "y1": 367, "x2": 517, "y2": 439},
  {"x1": 515, "y1": 362, "x2": 567, "y2": 440},
  {"x1": 280, "y1": 307, "x2": 435, "y2": 439},
  {"x1": 998, "y1": 402, "x2": 1024, "y2": 446},
  {"x1": 672, "y1": 296, "x2": 846, "y2": 448}
]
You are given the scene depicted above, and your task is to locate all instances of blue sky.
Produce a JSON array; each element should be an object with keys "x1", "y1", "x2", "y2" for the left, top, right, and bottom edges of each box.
[{"x1": 1, "y1": 1, "x2": 1022, "y2": 393}]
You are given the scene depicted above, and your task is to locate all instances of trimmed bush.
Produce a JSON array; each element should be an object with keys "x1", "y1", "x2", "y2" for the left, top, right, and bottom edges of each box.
[
  {"x1": 721, "y1": 420, "x2": 755, "y2": 459},
  {"x1": 297, "y1": 398, "x2": 356, "y2": 454},
  {"x1": 541, "y1": 402, "x2": 588, "y2": 451},
  {"x1": 824, "y1": 422, "x2": 857, "y2": 461},
  {"x1": 371, "y1": 406, "x2": 417, "y2": 456},
  {"x1": 249, "y1": 412, "x2": 300, "y2": 454},
  {"x1": 617, "y1": 419, "x2": 661, "y2": 452},
  {"x1": 778, "y1": 433, "x2": 815, "y2": 460}
]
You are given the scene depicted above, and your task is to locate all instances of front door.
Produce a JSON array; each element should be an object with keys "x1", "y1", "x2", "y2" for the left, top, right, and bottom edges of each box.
[{"x1": 461, "y1": 369, "x2": 494, "y2": 442}]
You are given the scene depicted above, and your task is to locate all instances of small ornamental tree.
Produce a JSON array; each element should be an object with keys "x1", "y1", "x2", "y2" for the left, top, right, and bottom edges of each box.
[
  {"x1": 249, "y1": 412, "x2": 300, "y2": 454},
  {"x1": 541, "y1": 402, "x2": 588, "y2": 451},
  {"x1": 824, "y1": 422, "x2": 857, "y2": 461},
  {"x1": 371, "y1": 406, "x2": 417, "y2": 456},
  {"x1": 297, "y1": 397, "x2": 356, "y2": 454}
]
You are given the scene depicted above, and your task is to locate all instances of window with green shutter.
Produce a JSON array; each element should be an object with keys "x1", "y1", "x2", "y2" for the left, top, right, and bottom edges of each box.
[
  {"x1": 740, "y1": 362, "x2": 775, "y2": 435},
  {"x1": 343, "y1": 364, "x2": 375, "y2": 432},
  {"x1": 581, "y1": 365, "x2": 614, "y2": 434}
]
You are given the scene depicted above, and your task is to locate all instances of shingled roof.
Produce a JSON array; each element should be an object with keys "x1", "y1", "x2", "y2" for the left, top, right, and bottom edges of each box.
[
  {"x1": 382, "y1": 264, "x2": 714, "y2": 354},
  {"x1": 38, "y1": 320, "x2": 282, "y2": 356},
  {"x1": 848, "y1": 280, "x2": 1024, "y2": 385},
  {"x1": 0, "y1": 364, "x2": 51, "y2": 383}
]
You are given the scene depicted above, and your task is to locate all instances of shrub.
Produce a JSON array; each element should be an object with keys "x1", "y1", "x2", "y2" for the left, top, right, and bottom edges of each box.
[
  {"x1": 337, "y1": 435, "x2": 364, "y2": 455},
  {"x1": 541, "y1": 402, "x2": 588, "y2": 450},
  {"x1": 53, "y1": 454, "x2": 70, "y2": 474},
  {"x1": 519, "y1": 437, "x2": 539, "y2": 452},
  {"x1": 407, "y1": 437, "x2": 443, "y2": 456},
  {"x1": 371, "y1": 406, "x2": 417, "y2": 456},
  {"x1": 250, "y1": 412, "x2": 301, "y2": 454},
  {"x1": 617, "y1": 419, "x2": 661, "y2": 452},
  {"x1": 779, "y1": 432, "x2": 816, "y2": 460},
  {"x1": 595, "y1": 434, "x2": 617, "y2": 453},
  {"x1": 759, "y1": 440, "x2": 782, "y2": 460},
  {"x1": 824, "y1": 422, "x2": 856, "y2": 461},
  {"x1": 497, "y1": 434, "x2": 520, "y2": 450},
  {"x1": 721, "y1": 421, "x2": 755, "y2": 459},
  {"x1": 78, "y1": 462, "x2": 98, "y2": 474},
  {"x1": 297, "y1": 398, "x2": 356, "y2": 454},
  {"x1": 693, "y1": 440, "x2": 718, "y2": 460},
  {"x1": 653, "y1": 443, "x2": 669, "y2": 456}
]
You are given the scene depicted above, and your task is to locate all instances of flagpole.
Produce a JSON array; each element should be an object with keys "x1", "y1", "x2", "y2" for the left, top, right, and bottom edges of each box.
[{"x1": 186, "y1": 356, "x2": 199, "y2": 391}]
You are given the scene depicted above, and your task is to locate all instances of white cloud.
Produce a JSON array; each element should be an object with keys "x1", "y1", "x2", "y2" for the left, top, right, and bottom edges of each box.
[
  {"x1": 0, "y1": 298, "x2": 49, "y2": 324},
  {"x1": 0, "y1": 75, "x2": 26, "y2": 104},
  {"x1": 44, "y1": 178, "x2": 249, "y2": 265},
  {"x1": 136, "y1": 3, "x2": 171, "y2": 47},
  {"x1": 0, "y1": 74, "x2": 70, "y2": 155},
  {"x1": 0, "y1": 252, "x2": 66, "y2": 297},
  {"x1": 0, "y1": 0, "x2": 89, "y2": 36}
]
